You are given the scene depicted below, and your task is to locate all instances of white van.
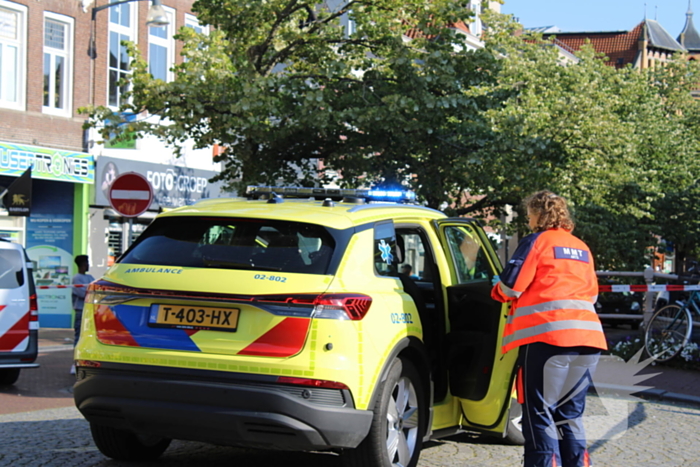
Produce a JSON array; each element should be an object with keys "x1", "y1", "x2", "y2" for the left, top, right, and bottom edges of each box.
[{"x1": 0, "y1": 239, "x2": 39, "y2": 385}]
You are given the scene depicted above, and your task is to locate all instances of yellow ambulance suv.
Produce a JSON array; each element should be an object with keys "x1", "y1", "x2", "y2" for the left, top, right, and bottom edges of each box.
[{"x1": 74, "y1": 186, "x2": 521, "y2": 466}]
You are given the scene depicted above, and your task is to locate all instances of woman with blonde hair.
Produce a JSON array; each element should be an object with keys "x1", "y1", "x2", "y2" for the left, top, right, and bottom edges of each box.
[{"x1": 491, "y1": 190, "x2": 606, "y2": 467}]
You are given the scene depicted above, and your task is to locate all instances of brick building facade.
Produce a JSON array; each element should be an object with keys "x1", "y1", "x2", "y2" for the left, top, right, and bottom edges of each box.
[{"x1": 0, "y1": 0, "x2": 224, "y2": 328}]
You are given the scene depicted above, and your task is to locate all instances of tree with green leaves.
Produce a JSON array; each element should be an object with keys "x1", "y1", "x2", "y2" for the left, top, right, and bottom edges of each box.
[
  {"x1": 645, "y1": 58, "x2": 700, "y2": 273},
  {"x1": 470, "y1": 12, "x2": 700, "y2": 271},
  {"x1": 85, "y1": 0, "x2": 508, "y2": 210},
  {"x1": 82, "y1": 3, "x2": 700, "y2": 270}
]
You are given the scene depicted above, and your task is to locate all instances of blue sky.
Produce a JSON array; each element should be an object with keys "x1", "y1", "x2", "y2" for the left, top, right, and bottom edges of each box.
[{"x1": 501, "y1": 0, "x2": 695, "y2": 38}]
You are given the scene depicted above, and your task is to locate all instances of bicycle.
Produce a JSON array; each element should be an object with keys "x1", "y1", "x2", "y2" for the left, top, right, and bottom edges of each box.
[{"x1": 644, "y1": 283, "x2": 700, "y2": 362}]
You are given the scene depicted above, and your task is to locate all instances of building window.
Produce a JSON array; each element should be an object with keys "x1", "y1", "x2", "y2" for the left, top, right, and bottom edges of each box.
[
  {"x1": 43, "y1": 14, "x2": 73, "y2": 116},
  {"x1": 183, "y1": 14, "x2": 208, "y2": 63},
  {"x1": 108, "y1": 0, "x2": 137, "y2": 108},
  {"x1": 148, "y1": 5, "x2": 174, "y2": 82},
  {"x1": 0, "y1": 1, "x2": 26, "y2": 110},
  {"x1": 343, "y1": 10, "x2": 356, "y2": 37},
  {"x1": 468, "y1": 1, "x2": 482, "y2": 37},
  {"x1": 184, "y1": 14, "x2": 208, "y2": 35}
]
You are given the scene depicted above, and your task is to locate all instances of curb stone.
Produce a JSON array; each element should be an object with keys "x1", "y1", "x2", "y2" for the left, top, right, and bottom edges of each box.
[
  {"x1": 639, "y1": 389, "x2": 700, "y2": 406},
  {"x1": 593, "y1": 384, "x2": 700, "y2": 407}
]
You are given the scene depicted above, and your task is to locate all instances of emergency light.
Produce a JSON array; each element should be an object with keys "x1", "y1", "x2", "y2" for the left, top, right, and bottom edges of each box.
[{"x1": 245, "y1": 186, "x2": 417, "y2": 203}]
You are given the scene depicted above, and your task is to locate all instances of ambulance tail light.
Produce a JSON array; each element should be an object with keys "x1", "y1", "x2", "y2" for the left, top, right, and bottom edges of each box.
[
  {"x1": 29, "y1": 293, "x2": 39, "y2": 321},
  {"x1": 256, "y1": 293, "x2": 372, "y2": 320},
  {"x1": 277, "y1": 376, "x2": 349, "y2": 390},
  {"x1": 84, "y1": 281, "x2": 133, "y2": 306},
  {"x1": 312, "y1": 294, "x2": 372, "y2": 320},
  {"x1": 76, "y1": 360, "x2": 102, "y2": 368}
]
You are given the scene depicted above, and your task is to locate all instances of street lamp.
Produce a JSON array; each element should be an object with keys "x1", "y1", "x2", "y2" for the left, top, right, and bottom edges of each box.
[{"x1": 87, "y1": 0, "x2": 170, "y2": 58}]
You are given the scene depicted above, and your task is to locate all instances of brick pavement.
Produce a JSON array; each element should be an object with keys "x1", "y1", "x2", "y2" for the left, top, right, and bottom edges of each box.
[
  {"x1": 0, "y1": 401, "x2": 699, "y2": 467},
  {"x1": 38, "y1": 328, "x2": 75, "y2": 350},
  {"x1": 0, "y1": 328, "x2": 696, "y2": 466}
]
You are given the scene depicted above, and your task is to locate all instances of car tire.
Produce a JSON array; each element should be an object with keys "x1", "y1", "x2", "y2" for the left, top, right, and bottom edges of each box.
[
  {"x1": 0, "y1": 368, "x2": 20, "y2": 385},
  {"x1": 502, "y1": 396, "x2": 525, "y2": 445},
  {"x1": 90, "y1": 423, "x2": 171, "y2": 461},
  {"x1": 343, "y1": 358, "x2": 426, "y2": 467}
]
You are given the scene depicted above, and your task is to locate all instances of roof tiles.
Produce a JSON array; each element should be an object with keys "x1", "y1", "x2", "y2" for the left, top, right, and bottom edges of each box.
[
  {"x1": 679, "y1": 9, "x2": 700, "y2": 51},
  {"x1": 545, "y1": 24, "x2": 643, "y2": 68},
  {"x1": 545, "y1": 20, "x2": 685, "y2": 68}
]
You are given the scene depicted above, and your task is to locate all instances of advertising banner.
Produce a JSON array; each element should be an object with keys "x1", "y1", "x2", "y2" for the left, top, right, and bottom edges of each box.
[
  {"x1": 0, "y1": 141, "x2": 94, "y2": 184},
  {"x1": 27, "y1": 214, "x2": 74, "y2": 328},
  {"x1": 95, "y1": 156, "x2": 227, "y2": 210}
]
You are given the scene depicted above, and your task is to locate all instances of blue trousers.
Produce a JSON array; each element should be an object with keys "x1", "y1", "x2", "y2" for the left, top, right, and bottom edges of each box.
[{"x1": 519, "y1": 343, "x2": 600, "y2": 467}]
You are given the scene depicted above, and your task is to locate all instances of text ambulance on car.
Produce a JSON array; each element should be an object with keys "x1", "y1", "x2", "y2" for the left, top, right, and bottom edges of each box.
[{"x1": 73, "y1": 186, "x2": 521, "y2": 467}]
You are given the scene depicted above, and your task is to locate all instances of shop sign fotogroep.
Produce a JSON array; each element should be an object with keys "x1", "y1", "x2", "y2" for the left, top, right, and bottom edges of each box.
[
  {"x1": 146, "y1": 169, "x2": 209, "y2": 196},
  {"x1": 95, "y1": 156, "x2": 226, "y2": 210},
  {"x1": 0, "y1": 142, "x2": 94, "y2": 184}
]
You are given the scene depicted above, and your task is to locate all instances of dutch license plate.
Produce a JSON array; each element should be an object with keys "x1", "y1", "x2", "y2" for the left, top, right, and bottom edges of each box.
[{"x1": 150, "y1": 304, "x2": 240, "y2": 332}]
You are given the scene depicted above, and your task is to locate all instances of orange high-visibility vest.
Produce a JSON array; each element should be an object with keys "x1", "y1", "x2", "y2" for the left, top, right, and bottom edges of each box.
[{"x1": 492, "y1": 228, "x2": 607, "y2": 354}]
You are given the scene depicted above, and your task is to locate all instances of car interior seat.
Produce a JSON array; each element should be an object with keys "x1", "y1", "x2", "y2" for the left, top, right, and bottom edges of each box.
[
  {"x1": 395, "y1": 235, "x2": 434, "y2": 349},
  {"x1": 263, "y1": 232, "x2": 305, "y2": 272}
]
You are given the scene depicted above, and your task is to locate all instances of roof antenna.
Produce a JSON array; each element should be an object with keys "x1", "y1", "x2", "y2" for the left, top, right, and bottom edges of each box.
[
  {"x1": 644, "y1": 3, "x2": 647, "y2": 20},
  {"x1": 655, "y1": 5, "x2": 658, "y2": 20}
]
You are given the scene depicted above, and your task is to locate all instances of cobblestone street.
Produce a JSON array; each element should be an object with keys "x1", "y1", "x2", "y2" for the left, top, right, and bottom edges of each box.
[
  {"x1": 1, "y1": 330, "x2": 699, "y2": 466},
  {"x1": 0, "y1": 397, "x2": 699, "y2": 466}
]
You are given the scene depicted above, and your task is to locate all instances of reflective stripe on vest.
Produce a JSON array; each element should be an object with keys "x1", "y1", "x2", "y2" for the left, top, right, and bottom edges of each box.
[
  {"x1": 502, "y1": 319, "x2": 604, "y2": 347},
  {"x1": 506, "y1": 299, "x2": 596, "y2": 325},
  {"x1": 499, "y1": 282, "x2": 522, "y2": 299}
]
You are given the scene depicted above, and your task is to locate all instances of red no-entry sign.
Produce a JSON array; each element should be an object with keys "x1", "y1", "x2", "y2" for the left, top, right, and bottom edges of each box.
[{"x1": 108, "y1": 172, "x2": 154, "y2": 218}]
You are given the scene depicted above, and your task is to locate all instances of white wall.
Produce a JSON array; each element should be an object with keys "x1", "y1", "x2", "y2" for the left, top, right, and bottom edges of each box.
[{"x1": 87, "y1": 116, "x2": 221, "y2": 172}]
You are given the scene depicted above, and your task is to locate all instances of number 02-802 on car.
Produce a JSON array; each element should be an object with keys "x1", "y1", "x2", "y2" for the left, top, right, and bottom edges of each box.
[{"x1": 149, "y1": 304, "x2": 240, "y2": 331}]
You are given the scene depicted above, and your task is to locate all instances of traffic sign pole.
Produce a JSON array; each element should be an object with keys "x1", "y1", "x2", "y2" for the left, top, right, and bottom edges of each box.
[{"x1": 126, "y1": 217, "x2": 133, "y2": 250}]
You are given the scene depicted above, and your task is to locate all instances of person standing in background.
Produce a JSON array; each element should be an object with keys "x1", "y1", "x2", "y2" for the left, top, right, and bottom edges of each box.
[
  {"x1": 491, "y1": 191, "x2": 607, "y2": 467},
  {"x1": 71, "y1": 255, "x2": 94, "y2": 374}
]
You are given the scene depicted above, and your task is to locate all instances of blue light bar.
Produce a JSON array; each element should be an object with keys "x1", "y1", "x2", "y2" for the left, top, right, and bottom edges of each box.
[
  {"x1": 368, "y1": 190, "x2": 416, "y2": 202},
  {"x1": 245, "y1": 186, "x2": 417, "y2": 203}
]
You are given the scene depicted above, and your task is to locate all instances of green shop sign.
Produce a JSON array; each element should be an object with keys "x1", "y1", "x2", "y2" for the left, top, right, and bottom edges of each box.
[{"x1": 0, "y1": 142, "x2": 94, "y2": 184}]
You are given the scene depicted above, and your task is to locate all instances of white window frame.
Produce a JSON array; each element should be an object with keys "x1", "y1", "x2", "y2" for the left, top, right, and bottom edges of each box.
[
  {"x1": 107, "y1": 0, "x2": 138, "y2": 109},
  {"x1": 468, "y1": 1, "x2": 482, "y2": 37},
  {"x1": 42, "y1": 12, "x2": 73, "y2": 117},
  {"x1": 343, "y1": 10, "x2": 356, "y2": 37},
  {"x1": 148, "y1": 5, "x2": 175, "y2": 82},
  {"x1": 0, "y1": 0, "x2": 27, "y2": 111},
  {"x1": 184, "y1": 13, "x2": 209, "y2": 35}
]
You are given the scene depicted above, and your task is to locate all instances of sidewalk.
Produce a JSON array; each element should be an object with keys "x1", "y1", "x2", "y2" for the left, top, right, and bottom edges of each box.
[
  {"x1": 38, "y1": 328, "x2": 700, "y2": 406},
  {"x1": 637, "y1": 365, "x2": 700, "y2": 405},
  {"x1": 38, "y1": 328, "x2": 74, "y2": 351}
]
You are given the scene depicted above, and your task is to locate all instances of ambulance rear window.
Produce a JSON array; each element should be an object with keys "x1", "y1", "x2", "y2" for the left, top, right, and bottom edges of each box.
[
  {"x1": 0, "y1": 249, "x2": 24, "y2": 289},
  {"x1": 120, "y1": 217, "x2": 336, "y2": 274}
]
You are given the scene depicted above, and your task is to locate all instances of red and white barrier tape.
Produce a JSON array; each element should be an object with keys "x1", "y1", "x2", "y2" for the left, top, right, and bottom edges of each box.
[
  {"x1": 598, "y1": 284, "x2": 700, "y2": 293},
  {"x1": 37, "y1": 284, "x2": 89, "y2": 290},
  {"x1": 37, "y1": 283, "x2": 700, "y2": 292}
]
